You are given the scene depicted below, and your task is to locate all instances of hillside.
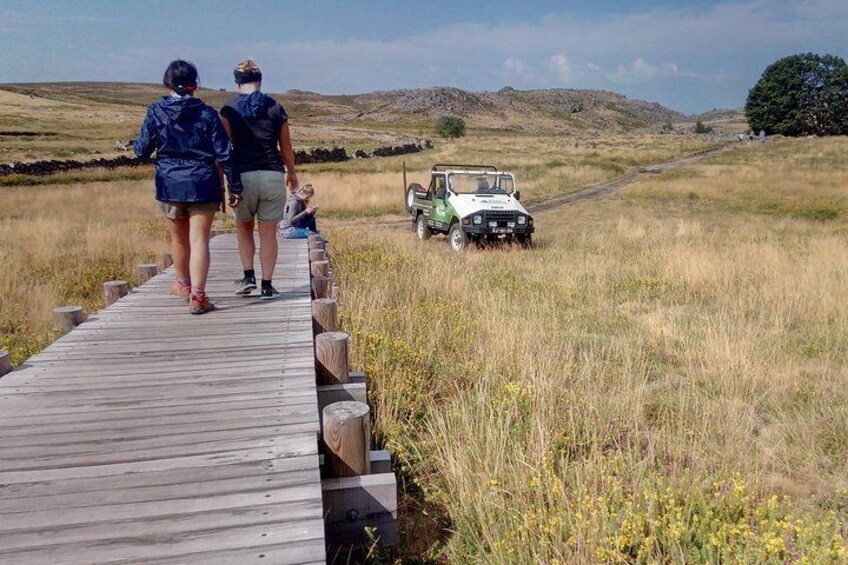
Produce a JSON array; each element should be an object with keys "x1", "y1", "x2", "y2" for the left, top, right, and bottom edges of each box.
[{"x1": 1, "y1": 82, "x2": 688, "y2": 134}]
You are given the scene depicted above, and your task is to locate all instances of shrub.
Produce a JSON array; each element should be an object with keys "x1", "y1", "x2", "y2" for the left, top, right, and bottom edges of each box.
[
  {"x1": 435, "y1": 116, "x2": 466, "y2": 139},
  {"x1": 693, "y1": 121, "x2": 713, "y2": 134}
]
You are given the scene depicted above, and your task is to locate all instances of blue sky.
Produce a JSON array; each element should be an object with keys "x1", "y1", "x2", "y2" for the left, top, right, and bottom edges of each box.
[{"x1": 0, "y1": 0, "x2": 845, "y2": 113}]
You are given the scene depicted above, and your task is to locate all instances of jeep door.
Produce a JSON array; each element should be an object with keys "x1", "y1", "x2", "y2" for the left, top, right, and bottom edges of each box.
[{"x1": 428, "y1": 174, "x2": 452, "y2": 231}]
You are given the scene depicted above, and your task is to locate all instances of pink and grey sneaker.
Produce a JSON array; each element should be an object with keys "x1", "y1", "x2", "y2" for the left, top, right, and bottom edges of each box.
[
  {"x1": 170, "y1": 280, "x2": 191, "y2": 302},
  {"x1": 189, "y1": 293, "x2": 215, "y2": 315}
]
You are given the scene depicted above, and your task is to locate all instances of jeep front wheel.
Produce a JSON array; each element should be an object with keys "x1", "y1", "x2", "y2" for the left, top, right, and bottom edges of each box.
[
  {"x1": 416, "y1": 215, "x2": 431, "y2": 240},
  {"x1": 448, "y1": 224, "x2": 469, "y2": 252}
]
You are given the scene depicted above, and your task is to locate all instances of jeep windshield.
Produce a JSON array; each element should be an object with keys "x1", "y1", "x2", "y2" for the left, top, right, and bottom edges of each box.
[{"x1": 447, "y1": 172, "x2": 515, "y2": 195}]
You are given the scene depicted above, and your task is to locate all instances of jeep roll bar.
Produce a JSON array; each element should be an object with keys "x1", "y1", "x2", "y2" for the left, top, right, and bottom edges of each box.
[{"x1": 432, "y1": 164, "x2": 498, "y2": 172}]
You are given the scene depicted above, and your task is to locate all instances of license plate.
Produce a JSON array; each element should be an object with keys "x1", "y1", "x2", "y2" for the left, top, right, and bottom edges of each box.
[
  {"x1": 492, "y1": 227, "x2": 512, "y2": 234},
  {"x1": 507, "y1": 222, "x2": 516, "y2": 228}
]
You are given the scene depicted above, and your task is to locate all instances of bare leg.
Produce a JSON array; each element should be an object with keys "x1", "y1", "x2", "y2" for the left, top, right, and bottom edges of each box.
[
  {"x1": 258, "y1": 221, "x2": 280, "y2": 281},
  {"x1": 168, "y1": 217, "x2": 190, "y2": 282},
  {"x1": 188, "y1": 210, "x2": 215, "y2": 291},
  {"x1": 236, "y1": 218, "x2": 256, "y2": 272}
]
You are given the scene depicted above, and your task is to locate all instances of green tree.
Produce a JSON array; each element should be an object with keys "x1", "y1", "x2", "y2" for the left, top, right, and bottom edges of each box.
[
  {"x1": 435, "y1": 116, "x2": 466, "y2": 139},
  {"x1": 745, "y1": 53, "x2": 848, "y2": 136}
]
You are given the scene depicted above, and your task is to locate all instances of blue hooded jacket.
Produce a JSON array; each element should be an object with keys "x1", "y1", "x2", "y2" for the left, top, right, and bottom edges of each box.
[{"x1": 134, "y1": 96, "x2": 242, "y2": 203}]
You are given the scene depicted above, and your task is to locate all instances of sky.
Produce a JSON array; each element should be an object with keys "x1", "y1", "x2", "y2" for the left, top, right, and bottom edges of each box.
[{"x1": 0, "y1": 0, "x2": 845, "y2": 113}]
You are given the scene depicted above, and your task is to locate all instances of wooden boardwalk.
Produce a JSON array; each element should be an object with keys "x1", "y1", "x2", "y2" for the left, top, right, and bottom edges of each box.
[{"x1": 0, "y1": 235, "x2": 327, "y2": 564}]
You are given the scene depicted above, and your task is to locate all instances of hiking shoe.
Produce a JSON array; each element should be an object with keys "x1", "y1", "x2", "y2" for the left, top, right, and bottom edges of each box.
[
  {"x1": 189, "y1": 293, "x2": 216, "y2": 315},
  {"x1": 170, "y1": 280, "x2": 191, "y2": 302},
  {"x1": 260, "y1": 285, "x2": 281, "y2": 301},
  {"x1": 234, "y1": 277, "x2": 257, "y2": 296}
]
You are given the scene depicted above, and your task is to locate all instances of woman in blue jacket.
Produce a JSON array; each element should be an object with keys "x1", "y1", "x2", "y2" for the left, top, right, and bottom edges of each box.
[{"x1": 134, "y1": 60, "x2": 243, "y2": 314}]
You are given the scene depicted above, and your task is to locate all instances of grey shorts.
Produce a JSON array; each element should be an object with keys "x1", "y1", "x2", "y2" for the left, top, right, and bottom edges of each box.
[
  {"x1": 233, "y1": 170, "x2": 286, "y2": 223},
  {"x1": 159, "y1": 201, "x2": 221, "y2": 220}
]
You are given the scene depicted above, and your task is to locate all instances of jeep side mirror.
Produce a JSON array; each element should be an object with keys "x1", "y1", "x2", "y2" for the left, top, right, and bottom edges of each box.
[{"x1": 514, "y1": 191, "x2": 521, "y2": 200}]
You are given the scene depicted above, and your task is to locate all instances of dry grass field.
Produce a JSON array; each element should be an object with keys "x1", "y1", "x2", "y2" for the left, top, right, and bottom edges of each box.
[
  {"x1": 323, "y1": 136, "x2": 848, "y2": 562},
  {"x1": 1, "y1": 97, "x2": 846, "y2": 563},
  {"x1": 0, "y1": 181, "x2": 169, "y2": 363}
]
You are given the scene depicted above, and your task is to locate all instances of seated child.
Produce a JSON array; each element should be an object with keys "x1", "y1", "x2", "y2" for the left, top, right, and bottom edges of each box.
[{"x1": 280, "y1": 183, "x2": 319, "y2": 239}]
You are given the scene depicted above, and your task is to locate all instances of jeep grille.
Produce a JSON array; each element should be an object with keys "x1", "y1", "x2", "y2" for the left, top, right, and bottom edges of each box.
[{"x1": 484, "y1": 210, "x2": 517, "y2": 226}]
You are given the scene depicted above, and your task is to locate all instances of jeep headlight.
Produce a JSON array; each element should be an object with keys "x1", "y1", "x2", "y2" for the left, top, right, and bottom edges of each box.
[
  {"x1": 472, "y1": 214, "x2": 483, "y2": 225},
  {"x1": 517, "y1": 215, "x2": 527, "y2": 225}
]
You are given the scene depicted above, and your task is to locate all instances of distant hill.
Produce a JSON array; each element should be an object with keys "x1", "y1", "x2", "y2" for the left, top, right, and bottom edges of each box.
[
  {"x1": 301, "y1": 86, "x2": 687, "y2": 131},
  {"x1": 0, "y1": 82, "x2": 689, "y2": 133}
]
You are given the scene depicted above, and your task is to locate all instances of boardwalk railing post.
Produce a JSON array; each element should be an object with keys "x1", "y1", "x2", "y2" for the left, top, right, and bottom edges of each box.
[
  {"x1": 310, "y1": 260, "x2": 329, "y2": 278},
  {"x1": 103, "y1": 280, "x2": 129, "y2": 306},
  {"x1": 309, "y1": 249, "x2": 328, "y2": 262},
  {"x1": 312, "y1": 275, "x2": 332, "y2": 299},
  {"x1": 308, "y1": 234, "x2": 326, "y2": 251},
  {"x1": 312, "y1": 298, "x2": 338, "y2": 335},
  {"x1": 160, "y1": 252, "x2": 173, "y2": 269},
  {"x1": 52, "y1": 306, "x2": 86, "y2": 332},
  {"x1": 0, "y1": 350, "x2": 11, "y2": 377},
  {"x1": 315, "y1": 331, "x2": 350, "y2": 384},
  {"x1": 322, "y1": 401, "x2": 371, "y2": 477},
  {"x1": 136, "y1": 263, "x2": 159, "y2": 285}
]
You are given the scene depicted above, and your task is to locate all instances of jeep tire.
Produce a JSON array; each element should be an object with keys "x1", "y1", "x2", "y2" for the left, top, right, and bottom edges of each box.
[
  {"x1": 516, "y1": 233, "x2": 533, "y2": 248},
  {"x1": 416, "y1": 215, "x2": 431, "y2": 240},
  {"x1": 448, "y1": 223, "x2": 470, "y2": 252},
  {"x1": 405, "y1": 186, "x2": 417, "y2": 213}
]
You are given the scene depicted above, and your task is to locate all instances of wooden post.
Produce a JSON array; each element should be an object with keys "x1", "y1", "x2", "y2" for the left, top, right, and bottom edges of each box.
[
  {"x1": 312, "y1": 275, "x2": 331, "y2": 299},
  {"x1": 315, "y1": 331, "x2": 350, "y2": 384},
  {"x1": 160, "y1": 252, "x2": 173, "y2": 269},
  {"x1": 136, "y1": 263, "x2": 159, "y2": 285},
  {"x1": 322, "y1": 401, "x2": 371, "y2": 477},
  {"x1": 52, "y1": 306, "x2": 86, "y2": 332},
  {"x1": 103, "y1": 280, "x2": 129, "y2": 306},
  {"x1": 308, "y1": 234, "x2": 326, "y2": 251},
  {"x1": 331, "y1": 282, "x2": 341, "y2": 302},
  {"x1": 312, "y1": 298, "x2": 338, "y2": 335},
  {"x1": 309, "y1": 249, "x2": 328, "y2": 262},
  {"x1": 0, "y1": 350, "x2": 11, "y2": 377},
  {"x1": 311, "y1": 260, "x2": 330, "y2": 278}
]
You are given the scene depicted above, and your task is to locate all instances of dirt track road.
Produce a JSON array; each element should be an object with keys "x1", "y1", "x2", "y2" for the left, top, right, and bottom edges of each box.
[{"x1": 525, "y1": 143, "x2": 733, "y2": 214}]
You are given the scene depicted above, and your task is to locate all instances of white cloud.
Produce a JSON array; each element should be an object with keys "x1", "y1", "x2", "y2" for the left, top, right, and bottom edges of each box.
[
  {"x1": 586, "y1": 62, "x2": 603, "y2": 71},
  {"x1": 607, "y1": 57, "x2": 696, "y2": 84},
  {"x1": 548, "y1": 53, "x2": 572, "y2": 85},
  {"x1": 502, "y1": 57, "x2": 534, "y2": 83}
]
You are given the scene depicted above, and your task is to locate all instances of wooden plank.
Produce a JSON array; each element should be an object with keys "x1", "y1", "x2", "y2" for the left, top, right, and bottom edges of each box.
[
  {"x1": 0, "y1": 394, "x2": 315, "y2": 429},
  {"x1": 320, "y1": 450, "x2": 392, "y2": 477},
  {"x1": 321, "y1": 473, "x2": 398, "y2": 524},
  {"x1": 322, "y1": 473, "x2": 399, "y2": 549},
  {"x1": 0, "y1": 424, "x2": 318, "y2": 472},
  {"x1": 0, "y1": 412, "x2": 318, "y2": 452},
  {"x1": 0, "y1": 521, "x2": 326, "y2": 565},
  {"x1": 0, "y1": 486, "x2": 321, "y2": 545},
  {"x1": 0, "y1": 454, "x2": 318, "y2": 499}
]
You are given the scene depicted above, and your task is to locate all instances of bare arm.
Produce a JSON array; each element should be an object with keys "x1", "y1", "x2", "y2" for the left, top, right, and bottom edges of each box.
[{"x1": 278, "y1": 122, "x2": 298, "y2": 191}]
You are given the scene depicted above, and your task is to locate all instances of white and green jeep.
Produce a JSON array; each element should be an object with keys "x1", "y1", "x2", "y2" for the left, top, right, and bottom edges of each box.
[{"x1": 405, "y1": 164, "x2": 535, "y2": 251}]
